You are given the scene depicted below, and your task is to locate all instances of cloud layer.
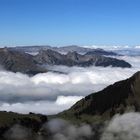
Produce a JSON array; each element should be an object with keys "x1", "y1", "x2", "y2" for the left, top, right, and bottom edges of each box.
[
  {"x1": 0, "y1": 96, "x2": 83, "y2": 115},
  {"x1": 0, "y1": 55, "x2": 139, "y2": 114}
]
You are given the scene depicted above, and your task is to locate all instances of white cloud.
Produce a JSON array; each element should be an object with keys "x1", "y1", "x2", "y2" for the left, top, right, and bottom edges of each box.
[
  {"x1": 101, "y1": 113, "x2": 140, "y2": 140},
  {"x1": 83, "y1": 45, "x2": 131, "y2": 50},
  {"x1": 56, "y1": 96, "x2": 83, "y2": 105},
  {"x1": 44, "y1": 119, "x2": 92, "y2": 140},
  {"x1": 0, "y1": 96, "x2": 83, "y2": 115},
  {"x1": 135, "y1": 46, "x2": 140, "y2": 49},
  {"x1": 0, "y1": 55, "x2": 138, "y2": 114}
]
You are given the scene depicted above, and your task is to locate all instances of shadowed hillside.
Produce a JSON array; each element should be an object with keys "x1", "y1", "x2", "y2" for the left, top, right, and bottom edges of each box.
[
  {"x1": 59, "y1": 71, "x2": 140, "y2": 123},
  {"x1": 0, "y1": 48, "x2": 47, "y2": 75}
]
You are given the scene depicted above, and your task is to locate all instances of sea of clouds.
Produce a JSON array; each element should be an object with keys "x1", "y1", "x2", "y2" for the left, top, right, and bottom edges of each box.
[{"x1": 0, "y1": 56, "x2": 139, "y2": 115}]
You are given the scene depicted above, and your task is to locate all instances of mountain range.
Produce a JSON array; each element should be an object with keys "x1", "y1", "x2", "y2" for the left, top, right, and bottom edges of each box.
[
  {"x1": 0, "y1": 45, "x2": 138, "y2": 140},
  {"x1": 11, "y1": 45, "x2": 118, "y2": 55},
  {"x1": 0, "y1": 47, "x2": 131, "y2": 75},
  {"x1": 35, "y1": 49, "x2": 131, "y2": 68},
  {"x1": 7, "y1": 45, "x2": 140, "y2": 57}
]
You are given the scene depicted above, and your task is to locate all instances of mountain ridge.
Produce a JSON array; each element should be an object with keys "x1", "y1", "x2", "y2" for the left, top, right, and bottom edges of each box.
[
  {"x1": 34, "y1": 49, "x2": 131, "y2": 68},
  {"x1": 10, "y1": 45, "x2": 118, "y2": 55},
  {"x1": 0, "y1": 47, "x2": 132, "y2": 75},
  {"x1": 59, "y1": 71, "x2": 140, "y2": 123}
]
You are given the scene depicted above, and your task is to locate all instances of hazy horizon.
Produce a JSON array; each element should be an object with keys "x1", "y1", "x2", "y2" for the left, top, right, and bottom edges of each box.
[{"x1": 1, "y1": 44, "x2": 140, "y2": 49}]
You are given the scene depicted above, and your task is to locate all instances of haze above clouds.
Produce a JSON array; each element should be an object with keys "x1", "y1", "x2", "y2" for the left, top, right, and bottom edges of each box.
[{"x1": 0, "y1": 56, "x2": 139, "y2": 114}]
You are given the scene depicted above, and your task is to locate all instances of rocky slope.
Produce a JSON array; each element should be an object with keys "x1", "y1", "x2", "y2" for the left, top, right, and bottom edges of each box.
[
  {"x1": 59, "y1": 71, "x2": 140, "y2": 122},
  {"x1": 0, "y1": 48, "x2": 47, "y2": 75},
  {"x1": 35, "y1": 49, "x2": 131, "y2": 68}
]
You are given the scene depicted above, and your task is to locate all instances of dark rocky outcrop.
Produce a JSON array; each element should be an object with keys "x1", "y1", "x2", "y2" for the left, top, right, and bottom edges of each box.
[{"x1": 34, "y1": 49, "x2": 131, "y2": 68}]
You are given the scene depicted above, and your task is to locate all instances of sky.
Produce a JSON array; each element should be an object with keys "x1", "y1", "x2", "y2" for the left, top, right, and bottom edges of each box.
[{"x1": 0, "y1": 0, "x2": 140, "y2": 47}]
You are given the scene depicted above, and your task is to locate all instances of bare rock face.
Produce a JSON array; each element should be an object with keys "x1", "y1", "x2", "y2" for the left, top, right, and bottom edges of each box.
[
  {"x1": 60, "y1": 72, "x2": 140, "y2": 122},
  {"x1": 35, "y1": 49, "x2": 131, "y2": 68},
  {"x1": 0, "y1": 48, "x2": 47, "y2": 75}
]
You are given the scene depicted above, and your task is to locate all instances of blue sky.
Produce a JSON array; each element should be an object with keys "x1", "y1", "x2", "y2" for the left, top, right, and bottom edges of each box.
[{"x1": 0, "y1": 0, "x2": 140, "y2": 47}]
